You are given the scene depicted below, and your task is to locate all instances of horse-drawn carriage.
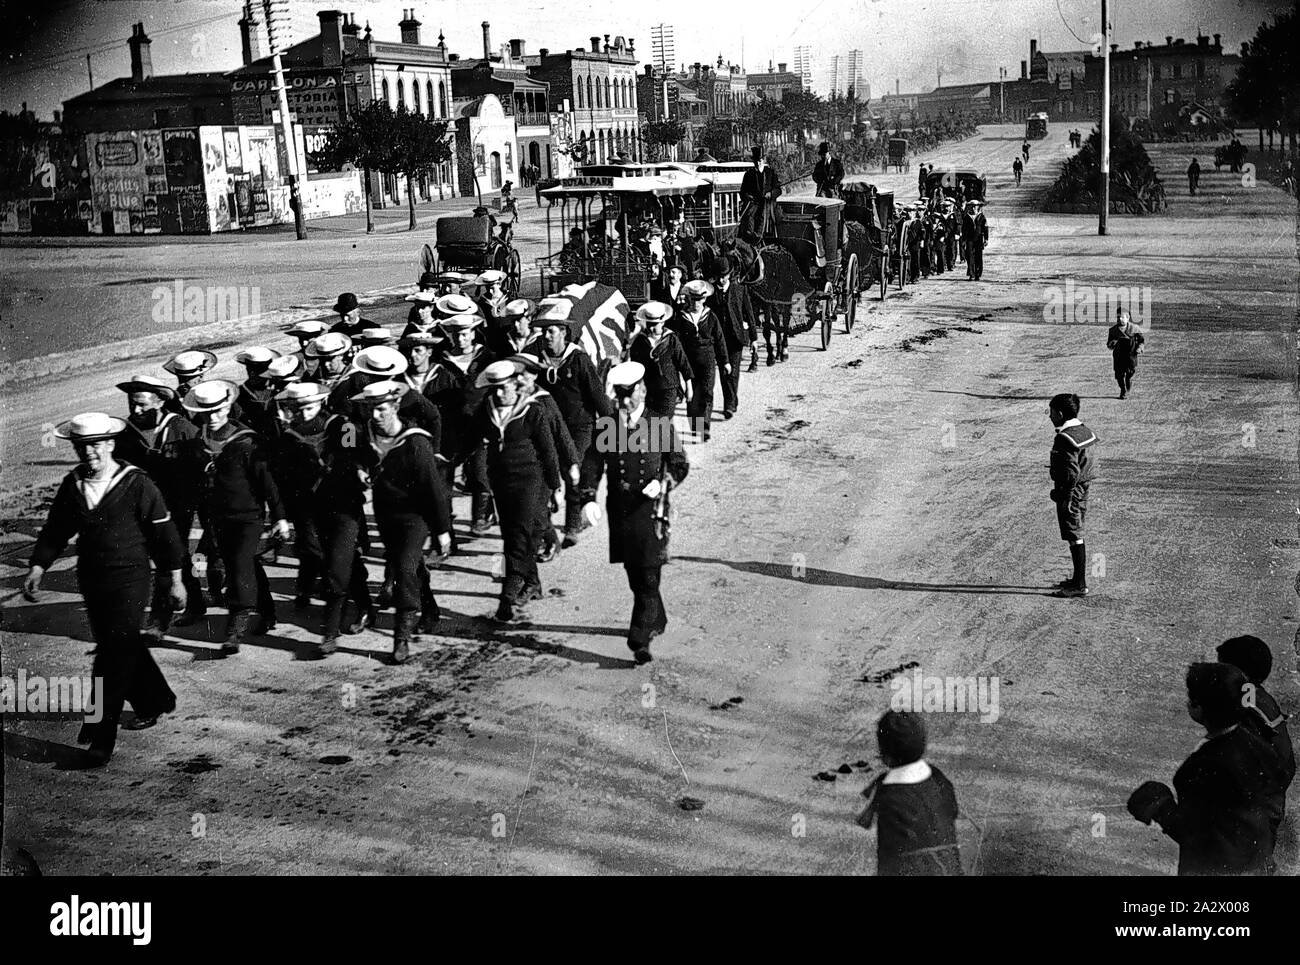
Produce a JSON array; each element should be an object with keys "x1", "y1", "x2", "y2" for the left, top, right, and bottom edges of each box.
[
  {"x1": 841, "y1": 176, "x2": 896, "y2": 301},
  {"x1": 430, "y1": 213, "x2": 522, "y2": 297},
  {"x1": 886, "y1": 137, "x2": 910, "y2": 173},
  {"x1": 923, "y1": 166, "x2": 988, "y2": 203}
]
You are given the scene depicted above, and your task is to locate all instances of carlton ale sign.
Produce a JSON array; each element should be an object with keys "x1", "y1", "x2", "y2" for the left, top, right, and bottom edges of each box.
[{"x1": 231, "y1": 73, "x2": 340, "y2": 94}]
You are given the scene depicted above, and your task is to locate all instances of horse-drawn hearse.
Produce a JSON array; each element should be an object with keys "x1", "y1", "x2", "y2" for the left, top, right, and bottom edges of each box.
[
  {"x1": 923, "y1": 166, "x2": 988, "y2": 203},
  {"x1": 841, "y1": 176, "x2": 897, "y2": 301}
]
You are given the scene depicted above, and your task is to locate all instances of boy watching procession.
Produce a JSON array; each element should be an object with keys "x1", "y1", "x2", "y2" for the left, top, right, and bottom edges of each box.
[
  {"x1": 1047, "y1": 392, "x2": 1097, "y2": 598},
  {"x1": 856, "y1": 710, "x2": 962, "y2": 875}
]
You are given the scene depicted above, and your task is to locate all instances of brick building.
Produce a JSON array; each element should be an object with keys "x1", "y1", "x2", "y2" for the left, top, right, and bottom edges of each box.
[
  {"x1": 451, "y1": 25, "x2": 552, "y2": 180},
  {"x1": 61, "y1": 23, "x2": 233, "y2": 134},
  {"x1": 1086, "y1": 33, "x2": 1239, "y2": 121},
  {"x1": 525, "y1": 35, "x2": 641, "y2": 164},
  {"x1": 228, "y1": 7, "x2": 458, "y2": 203},
  {"x1": 747, "y1": 63, "x2": 804, "y2": 102}
]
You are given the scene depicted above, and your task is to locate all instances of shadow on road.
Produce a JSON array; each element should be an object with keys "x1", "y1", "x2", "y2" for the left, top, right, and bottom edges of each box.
[
  {"x1": 3, "y1": 730, "x2": 102, "y2": 771},
  {"x1": 678, "y1": 556, "x2": 1052, "y2": 596}
]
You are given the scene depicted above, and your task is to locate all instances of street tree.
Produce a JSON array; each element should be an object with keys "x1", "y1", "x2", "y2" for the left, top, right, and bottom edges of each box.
[
  {"x1": 737, "y1": 96, "x2": 787, "y2": 151},
  {"x1": 642, "y1": 119, "x2": 687, "y2": 160},
  {"x1": 697, "y1": 118, "x2": 736, "y2": 160},
  {"x1": 779, "y1": 88, "x2": 824, "y2": 145},
  {"x1": 389, "y1": 105, "x2": 453, "y2": 230},
  {"x1": 1227, "y1": 8, "x2": 1300, "y2": 155},
  {"x1": 321, "y1": 100, "x2": 398, "y2": 234}
]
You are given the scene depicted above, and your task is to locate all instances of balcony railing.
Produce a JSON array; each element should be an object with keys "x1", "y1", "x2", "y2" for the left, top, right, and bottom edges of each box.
[{"x1": 512, "y1": 111, "x2": 550, "y2": 128}]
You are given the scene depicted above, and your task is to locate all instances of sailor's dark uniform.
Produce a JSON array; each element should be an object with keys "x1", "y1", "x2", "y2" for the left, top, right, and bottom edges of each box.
[
  {"x1": 473, "y1": 392, "x2": 562, "y2": 612},
  {"x1": 30, "y1": 464, "x2": 184, "y2": 756},
  {"x1": 359, "y1": 419, "x2": 451, "y2": 627},
  {"x1": 113, "y1": 411, "x2": 205, "y2": 620},
  {"x1": 629, "y1": 330, "x2": 693, "y2": 419},
  {"x1": 1049, "y1": 421, "x2": 1098, "y2": 543},
  {"x1": 197, "y1": 421, "x2": 285, "y2": 629}
]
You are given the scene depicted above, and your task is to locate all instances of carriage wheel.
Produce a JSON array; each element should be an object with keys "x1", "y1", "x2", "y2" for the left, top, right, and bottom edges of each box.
[
  {"x1": 843, "y1": 253, "x2": 859, "y2": 333},
  {"x1": 878, "y1": 253, "x2": 888, "y2": 301},
  {"x1": 818, "y1": 282, "x2": 834, "y2": 350}
]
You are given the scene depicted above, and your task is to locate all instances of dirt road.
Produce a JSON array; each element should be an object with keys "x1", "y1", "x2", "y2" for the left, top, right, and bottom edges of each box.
[{"x1": 3, "y1": 125, "x2": 1296, "y2": 875}]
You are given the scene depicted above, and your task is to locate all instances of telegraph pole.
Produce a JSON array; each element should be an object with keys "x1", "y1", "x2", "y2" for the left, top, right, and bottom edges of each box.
[
  {"x1": 86, "y1": 54, "x2": 94, "y2": 90},
  {"x1": 1099, "y1": 0, "x2": 1110, "y2": 235},
  {"x1": 263, "y1": 0, "x2": 308, "y2": 240}
]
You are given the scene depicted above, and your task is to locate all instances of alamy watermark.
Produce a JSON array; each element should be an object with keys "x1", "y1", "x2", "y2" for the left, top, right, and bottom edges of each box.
[
  {"x1": 594, "y1": 415, "x2": 684, "y2": 453},
  {"x1": 151, "y1": 280, "x2": 261, "y2": 328},
  {"x1": 890, "y1": 667, "x2": 1001, "y2": 723},
  {"x1": 1042, "y1": 281, "x2": 1151, "y2": 329},
  {"x1": 1, "y1": 670, "x2": 103, "y2": 721}
]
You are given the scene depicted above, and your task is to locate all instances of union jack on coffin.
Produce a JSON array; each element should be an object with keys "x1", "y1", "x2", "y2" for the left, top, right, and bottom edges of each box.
[{"x1": 548, "y1": 282, "x2": 632, "y2": 368}]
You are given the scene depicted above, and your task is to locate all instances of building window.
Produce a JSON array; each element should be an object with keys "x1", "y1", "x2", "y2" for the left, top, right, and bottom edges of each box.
[
  {"x1": 576, "y1": 77, "x2": 584, "y2": 108},
  {"x1": 1152, "y1": 64, "x2": 1160, "y2": 80},
  {"x1": 411, "y1": 81, "x2": 420, "y2": 114},
  {"x1": 1172, "y1": 63, "x2": 1181, "y2": 80},
  {"x1": 629, "y1": 79, "x2": 636, "y2": 110},
  {"x1": 427, "y1": 80, "x2": 434, "y2": 114},
  {"x1": 397, "y1": 78, "x2": 405, "y2": 108},
  {"x1": 439, "y1": 81, "x2": 448, "y2": 117},
  {"x1": 1164, "y1": 89, "x2": 1175, "y2": 104},
  {"x1": 382, "y1": 78, "x2": 391, "y2": 106},
  {"x1": 587, "y1": 76, "x2": 594, "y2": 109}
]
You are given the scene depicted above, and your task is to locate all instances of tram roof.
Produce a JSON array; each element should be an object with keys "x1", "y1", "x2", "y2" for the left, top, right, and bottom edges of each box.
[{"x1": 541, "y1": 172, "x2": 708, "y2": 199}]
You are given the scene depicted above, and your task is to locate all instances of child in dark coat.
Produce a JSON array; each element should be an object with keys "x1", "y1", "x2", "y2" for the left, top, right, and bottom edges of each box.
[
  {"x1": 1216, "y1": 636, "x2": 1296, "y2": 836},
  {"x1": 857, "y1": 710, "x2": 962, "y2": 875}
]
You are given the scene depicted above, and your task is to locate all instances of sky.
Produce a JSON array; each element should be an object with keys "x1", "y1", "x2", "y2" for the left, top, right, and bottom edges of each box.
[{"x1": 3, "y1": 0, "x2": 1291, "y2": 117}]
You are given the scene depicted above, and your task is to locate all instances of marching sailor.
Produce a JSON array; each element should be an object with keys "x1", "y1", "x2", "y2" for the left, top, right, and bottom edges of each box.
[
  {"x1": 522, "y1": 298, "x2": 615, "y2": 547},
  {"x1": 183, "y1": 380, "x2": 290, "y2": 653},
  {"x1": 589, "y1": 361, "x2": 689, "y2": 665},
  {"x1": 113, "y1": 374, "x2": 206, "y2": 631},
  {"x1": 472, "y1": 360, "x2": 562, "y2": 623},
  {"x1": 303, "y1": 332, "x2": 354, "y2": 392},
  {"x1": 670, "y1": 279, "x2": 728, "y2": 442},
  {"x1": 350, "y1": 381, "x2": 452, "y2": 663},
  {"x1": 628, "y1": 301, "x2": 693, "y2": 420},
  {"x1": 25, "y1": 413, "x2": 186, "y2": 766}
]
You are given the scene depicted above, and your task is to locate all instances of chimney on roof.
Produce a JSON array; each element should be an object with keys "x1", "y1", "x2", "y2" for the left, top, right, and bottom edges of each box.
[
  {"x1": 342, "y1": 13, "x2": 360, "y2": 56},
  {"x1": 1213, "y1": 33, "x2": 1221, "y2": 47},
  {"x1": 399, "y1": 9, "x2": 421, "y2": 45},
  {"x1": 483, "y1": 22, "x2": 493, "y2": 60},
  {"x1": 628, "y1": 38, "x2": 635, "y2": 56},
  {"x1": 1175, "y1": 37, "x2": 1185, "y2": 45},
  {"x1": 1020, "y1": 60, "x2": 1027, "y2": 79},
  {"x1": 53, "y1": 109, "x2": 61, "y2": 123},
  {"x1": 1134, "y1": 41, "x2": 1142, "y2": 49},
  {"x1": 128, "y1": 22, "x2": 153, "y2": 82},
  {"x1": 510, "y1": 38, "x2": 524, "y2": 59},
  {"x1": 895, "y1": 78, "x2": 900, "y2": 94},
  {"x1": 1197, "y1": 34, "x2": 1208, "y2": 47},
  {"x1": 238, "y1": 2, "x2": 264, "y2": 67},
  {"x1": 604, "y1": 34, "x2": 610, "y2": 54},
  {"x1": 590, "y1": 36, "x2": 601, "y2": 53},
  {"x1": 1165, "y1": 35, "x2": 1173, "y2": 45},
  {"x1": 539, "y1": 47, "x2": 549, "y2": 58},
  {"x1": 1110, "y1": 43, "x2": 1118, "y2": 53},
  {"x1": 644, "y1": 63, "x2": 654, "y2": 76},
  {"x1": 319, "y1": 10, "x2": 343, "y2": 68},
  {"x1": 1029, "y1": 38, "x2": 1037, "y2": 60},
  {"x1": 778, "y1": 62, "x2": 787, "y2": 73}
]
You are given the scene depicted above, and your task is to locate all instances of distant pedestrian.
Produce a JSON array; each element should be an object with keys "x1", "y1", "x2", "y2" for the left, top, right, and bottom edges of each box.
[
  {"x1": 1215, "y1": 635, "x2": 1296, "y2": 840},
  {"x1": 1187, "y1": 157, "x2": 1201, "y2": 196},
  {"x1": 1106, "y1": 308, "x2": 1144, "y2": 399},
  {"x1": 1128, "y1": 662, "x2": 1283, "y2": 876},
  {"x1": 328, "y1": 292, "x2": 373, "y2": 339},
  {"x1": 814, "y1": 141, "x2": 845, "y2": 198},
  {"x1": 916, "y1": 163, "x2": 928, "y2": 200},
  {"x1": 1022, "y1": 140, "x2": 1030, "y2": 163},
  {"x1": 856, "y1": 710, "x2": 962, "y2": 875},
  {"x1": 1012, "y1": 156, "x2": 1023, "y2": 186},
  {"x1": 1047, "y1": 392, "x2": 1097, "y2": 598}
]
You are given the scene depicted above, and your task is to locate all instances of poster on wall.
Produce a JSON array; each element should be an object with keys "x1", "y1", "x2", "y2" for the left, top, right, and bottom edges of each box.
[
  {"x1": 174, "y1": 184, "x2": 208, "y2": 234},
  {"x1": 112, "y1": 209, "x2": 131, "y2": 234},
  {"x1": 141, "y1": 131, "x2": 163, "y2": 166},
  {"x1": 233, "y1": 174, "x2": 255, "y2": 228},
  {"x1": 223, "y1": 129, "x2": 243, "y2": 172},
  {"x1": 199, "y1": 126, "x2": 231, "y2": 231},
  {"x1": 86, "y1": 131, "x2": 147, "y2": 230},
  {"x1": 157, "y1": 193, "x2": 182, "y2": 234},
  {"x1": 145, "y1": 165, "x2": 169, "y2": 194},
  {"x1": 162, "y1": 129, "x2": 201, "y2": 187},
  {"x1": 142, "y1": 195, "x2": 161, "y2": 233}
]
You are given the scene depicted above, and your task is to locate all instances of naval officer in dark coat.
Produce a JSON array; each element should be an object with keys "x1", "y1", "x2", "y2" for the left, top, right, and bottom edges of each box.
[{"x1": 590, "y1": 361, "x2": 690, "y2": 665}]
